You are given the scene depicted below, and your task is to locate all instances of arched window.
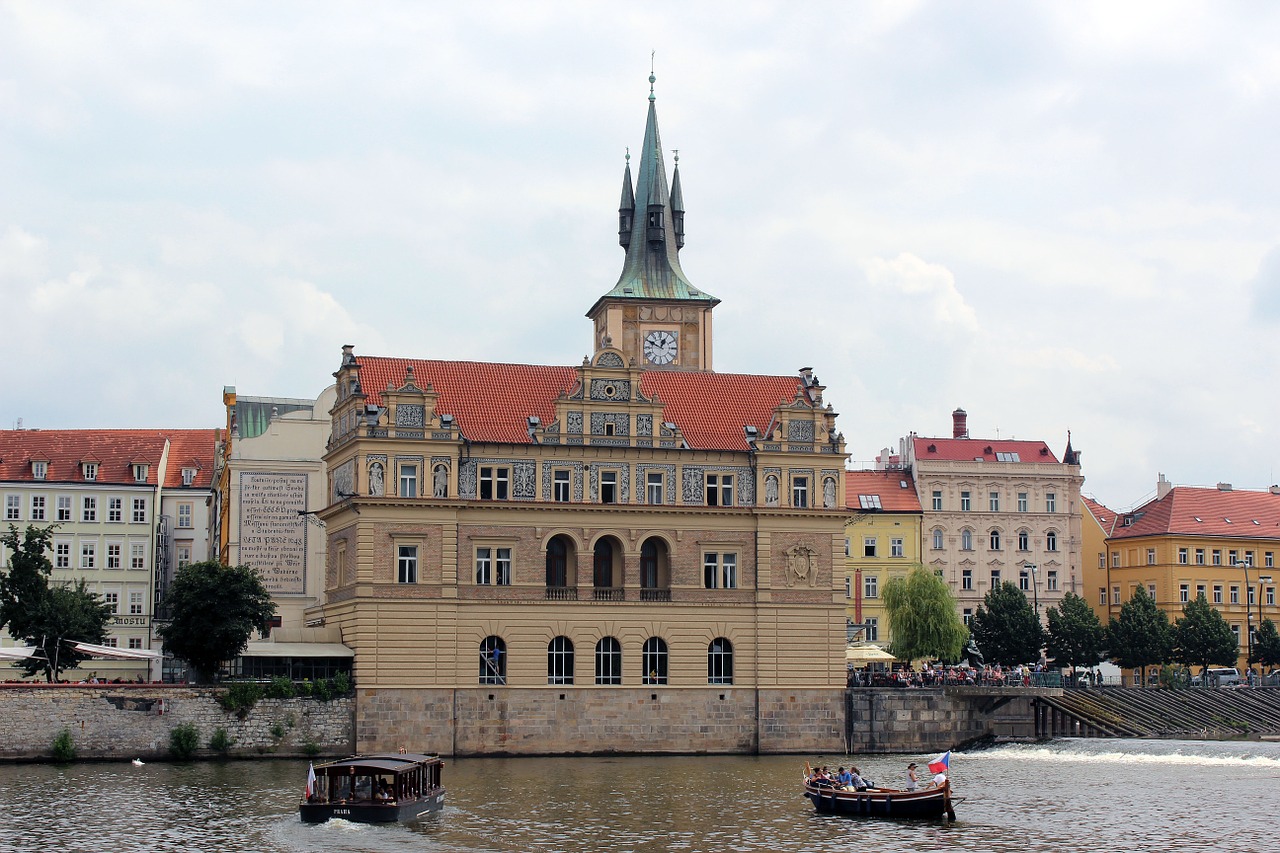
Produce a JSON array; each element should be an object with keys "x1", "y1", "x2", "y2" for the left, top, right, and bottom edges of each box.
[
  {"x1": 642, "y1": 637, "x2": 668, "y2": 685},
  {"x1": 1046, "y1": 530, "x2": 1058, "y2": 552},
  {"x1": 640, "y1": 537, "x2": 671, "y2": 601},
  {"x1": 548, "y1": 636, "x2": 574, "y2": 685},
  {"x1": 708, "y1": 637, "x2": 733, "y2": 685},
  {"x1": 932, "y1": 529, "x2": 944, "y2": 550},
  {"x1": 989, "y1": 529, "x2": 1001, "y2": 550},
  {"x1": 593, "y1": 539, "x2": 615, "y2": 589},
  {"x1": 479, "y1": 636, "x2": 506, "y2": 685},
  {"x1": 546, "y1": 536, "x2": 568, "y2": 588},
  {"x1": 961, "y1": 529, "x2": 973, "y2": 551},
  {"x1": 1018, "y1": 529, "x2": 1030, "y2": 551},
  {"x1": 595, "y1": 636, "x2": 622, "y2": 685},
  {"x1": 640, "y1": 539, "x2": 659, "y2": 588}
]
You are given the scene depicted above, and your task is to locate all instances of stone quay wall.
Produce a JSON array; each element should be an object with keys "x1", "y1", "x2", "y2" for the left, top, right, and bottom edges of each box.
[
  {"x1": 847, "y1": 688, "x2": 1036, "y2": 753},
  {"x1": 0, "y1": 686, "x2": 354, "y2": 762},
  {"x1": 356, "y1": 687, "x2": 849, "y2": 756}
]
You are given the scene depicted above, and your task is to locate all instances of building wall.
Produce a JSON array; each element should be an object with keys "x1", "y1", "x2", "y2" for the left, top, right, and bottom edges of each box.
[{"x1": 843, "y1": 508, "x2": 923, "y2": 647}]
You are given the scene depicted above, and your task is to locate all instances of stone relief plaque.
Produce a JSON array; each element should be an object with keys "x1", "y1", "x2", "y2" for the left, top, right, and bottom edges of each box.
[{"x1": 238, "y1": 472, "x2": 308, "y2": 595}]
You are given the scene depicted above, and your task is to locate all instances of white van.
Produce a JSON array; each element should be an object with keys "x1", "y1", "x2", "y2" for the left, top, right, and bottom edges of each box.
[{"x1": 1193, "y1": 667, "x2": 1241, "y2": 687}]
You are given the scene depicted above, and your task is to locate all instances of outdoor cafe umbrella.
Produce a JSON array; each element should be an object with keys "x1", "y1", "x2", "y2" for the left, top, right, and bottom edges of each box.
[{"x1": 845, "y1": 644, "x2": 896, "y2": 663}]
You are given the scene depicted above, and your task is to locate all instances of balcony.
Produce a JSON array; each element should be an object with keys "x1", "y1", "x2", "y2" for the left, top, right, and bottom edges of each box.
[
  {"x1": 640, "y1": 588, "x2": 672, "y2": 602},
  {"x1": 545, "y1": 586, "x2": 578, "y2": 601},
  {"x1": 592, "y1": 587, "x2": 625, "y2": 602}
]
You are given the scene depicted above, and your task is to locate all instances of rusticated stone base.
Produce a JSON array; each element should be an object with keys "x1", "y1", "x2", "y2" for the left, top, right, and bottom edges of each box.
[{"x1": 846, "y1": 688, "x2": 1036, "y2": 753}]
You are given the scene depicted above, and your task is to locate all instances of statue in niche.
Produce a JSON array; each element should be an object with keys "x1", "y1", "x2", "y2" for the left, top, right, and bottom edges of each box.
[
  {"x1": 433, "y1": 464, "x2": 448, "y2": 498},
  {"x1": 368, "y1": 462, "x2": 384, "y2": 497},
  {"x1": 824, "y1": 477, "x2": 836, "y2": 509},
  {"x1": 765, "y1": 474, "x2": 779, "y2": 507}
]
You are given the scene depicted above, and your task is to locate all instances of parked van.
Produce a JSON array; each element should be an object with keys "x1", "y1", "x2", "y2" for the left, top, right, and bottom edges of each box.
[{"x1": 1193, "y1": 667, "x2": 1241, "y2": 687}]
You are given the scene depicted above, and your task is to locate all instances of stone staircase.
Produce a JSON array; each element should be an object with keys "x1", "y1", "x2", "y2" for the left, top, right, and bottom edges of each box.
[{"x1": 1032, "y1": 686, "x2": 1280, "y2": 739}]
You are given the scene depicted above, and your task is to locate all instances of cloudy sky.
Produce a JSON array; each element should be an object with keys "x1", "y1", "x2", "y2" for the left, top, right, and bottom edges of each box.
[{"x1": 3, "y1": 2, "x2": 1279, "y2": 508}]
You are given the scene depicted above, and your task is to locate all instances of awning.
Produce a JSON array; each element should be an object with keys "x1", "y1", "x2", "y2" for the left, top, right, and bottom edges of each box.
[
  {"x1": 239, "y1": 642, "x2": 354, "y2": 658},
  {"x1": 846, "y1": 644, "x2": 896, "y2": 663},
  {"x1": 0, "y1": 647, "x2": 43, "y2": 661},
  {"x1": 71, "y1": 641, "x2": 163, "y2": 661}
]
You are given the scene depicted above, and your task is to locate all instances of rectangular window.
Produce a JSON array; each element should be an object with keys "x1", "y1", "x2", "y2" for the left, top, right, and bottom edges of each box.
[
  {"x1": 722, "y1": 554, "x2": 737, "y2": 589},
  {"x1": 1179, "y1": 582, "x2": 1189, "y2": 603},
  {"x1": 1213, "y1": 585, "x2": 1223, "y2": 604},
  {"x1": 931, "y1": 490, "x2": 942, "y2": 511},
  {"x1": 132, "y1": 498, "x2": 146, "y2": 523},
  {"x1": 81, "y1": 543, "x2": 96, "y2": 569},
  {"x1": 1178, "y1": 548, "x2": 1188, "y2": 564},
  {"x1": 989, "y1": 491, "x2": 1000, "y2": 512},
  {"x1": 1146, "y1": 548, "x2": 1156, "y2": 565},
  {"x1": 108, "y1": 497, "x2": 122, "y2": 522},
  {"x1": 177, "y1": 503, "x2": 193, "y2": 529},
  {"x1": 1148, "y1": 583, "x2": 1157, "y2": 599},
  {"x1": 128, "y1": 638, "x2": 143, "y2": 650},
  {"x1": 1019, "y1": 571, "x2": 1030, "y2": 591},
  {"x1": 1267, "y1": 552, "x2": 1275, "y2": 568},
  {"x1": 182, "y1": 468, "x2": 196, "y2": 486},
  {"x1": 1112, "y1": 586, "x2": 1121, "y2": 605},
  {"x1": 845, "y1": 576, "x2": 852, "y2": 599},
  {"x1": 399, "y1": 464, "x2": 418, "y2": 498},
  {"x1": 863, "y1": 536, "x2": 877, "y2": 558},
  {"x1": 792, "y1": 477, "x2": 809, "y2": 508},
  {"x1": 864, "y1": 575, "x2": 878, "y2": 599},
  {"x1": 844, "y1": 537, "x2": 850, "y2": 557},
  {"x1": 130, "y1": 543, "x2": 145, "y2": 569},
  {"x1": 962, "y1": 569, "x2": 973, "y2": 590},
  {"x1": 104, "y1": 592, "x2": 119, "y2": 613},
  {"x1": 553, "y1": 470, "x2": 571, "y2": 502},
  {"x1": 57, "y1": 496, "x2": 72, "y2": 521},
  {"x1": 1229, "y1": 549, "x2": 1238, "y2": 565},
  {"x1": 1112, "y1": 551, "x2": 1120, "y2": 568},
  {"x1": 991, "y1": 569, "x2": 1001, "y2": 586},
  {"x1": 1018, "y1": 492, "x2": 1028, "y2": 512},
  {"x1": 960, "y1": 491, "x2": 971, "y2": 511},
  {"x1": 496, "y1": 548, "x2": 511, "y2": 585},
  {"x1": 4, "y1": 495, "x2": 19, "y2": 521},
  {"x1": 1197, "y1": 583, "x2": 1206, "y2": 599},
  {"x1": 1230, "y1": 585, "x2": 1239, "y2": 604},
  {"x1": 106, "y1": 543, "x2": 121, "y2": 569},
  {"x1": 55, "y1": 542, "x2": 71, "y2": 569},
  {"x1": 32, "y1": 461, "x2": 47, "y2": 480},
  {"x1": 703, "y1": 553, "x2": 738, "y2": 589},
  {"x1": 1047, "y1": 570, "x2": 1058, "y2": 591},
  {"x1": 102, "y1": 637, "x2": 118, "y2": 648},
  {"x1": 600, "y1": 471, "x2": 618, "y2": 504},
  {"x1": 475, "y1": 548, "x2": 491, "y2": 584},
  {"x1": 1268, "y1": 587, "x2": 1276, "y2": 606},
  {"x1": 479, "y1": 466, "x2": 509, "y2": 500},
  {"x1": 890, "y1": 538, "x2": 904, "y2": 558},
  {"x1": 474, "y1": 548, "x2": 512, "y2": 585},
  {"x1": 647, "y1": 471, "x2": 664, "y2": 504},
  {"x1": 129, "y1": 591, "x2": 143, "y2": 615},
  {"x1": 82, "y1": 496, "x2": 97, "y2": 522},
  {"x1": 176, "y1": 545, "x2": 191, "y2": 568},
  {"x1": 1099, "y1": 587, "x2": 1107, "y2": 606},
  {"x1": 1195, "y1": 548, "x2": 1205, "y2": 565},
  {"x1": 397, "y1": 545, "x2": 418, "y2": 584},
  {"x1": 1212, "y1": 549, "x2": 1222, "y2": 566},
  {"x1": 1249, "y1": 586, "x2": 1256, "y2": 606},
  {"x1": 29, "y1": 495, "x2": 45, "y2": 521},
  {"x1": 858, "y1": 494, "x2": 882, "y2": 510},
  {"x1": 133, "y1": 464, "x2": 148, "y2": 483},
  {"x1": 1045, "y1": 493, "x2": 1056, "y2": 512},
  {"x1": 706, "y1": 474, "x2": 733, "y2": 507},
  {"x1": 963, "y1": 608, "x2": 973, "y2": 627},
  {"x1": 83, "y1": 463, "x2": 98, "y2": 481},
  {"x1": 864, "y1": 617, "x2": 878, "y2": 643}
]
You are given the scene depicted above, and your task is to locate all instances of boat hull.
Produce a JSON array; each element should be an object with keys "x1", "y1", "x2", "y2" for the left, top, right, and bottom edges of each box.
[
  {"x1": 803, "y1": 783, "x2": 954, "y2": 820},
  {"x1": 299, "y1": 788, "x2": 446, "y2": 824}
]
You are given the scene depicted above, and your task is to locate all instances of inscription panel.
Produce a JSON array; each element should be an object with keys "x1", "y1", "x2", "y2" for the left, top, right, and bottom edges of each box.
[{"x1": 238, "y1": 472, "x2": 308, "y2": 595}]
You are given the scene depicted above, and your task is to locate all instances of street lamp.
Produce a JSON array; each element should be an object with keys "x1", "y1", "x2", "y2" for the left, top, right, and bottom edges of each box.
[
  {"x1": 1234, "y1": 560, "x2": 1259, "y2": 677},
  {"x1": 1025, "y1": 563, "x2": 1039, "y2": 618}
]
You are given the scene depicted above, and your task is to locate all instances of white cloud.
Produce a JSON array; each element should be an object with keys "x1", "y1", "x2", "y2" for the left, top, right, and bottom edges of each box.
[{"x1": 862, "y1": 253, "x2": 979, "y2": 333}]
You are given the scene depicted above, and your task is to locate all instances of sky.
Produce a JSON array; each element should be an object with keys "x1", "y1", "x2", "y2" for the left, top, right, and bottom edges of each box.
[{"x1": 2, "y1": 1, "x2": 1279, "y2": 510}]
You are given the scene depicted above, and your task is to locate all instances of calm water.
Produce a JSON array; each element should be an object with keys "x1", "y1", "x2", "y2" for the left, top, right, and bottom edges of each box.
[{"x1": 0, "y1": 739, "x2": 1274, "y2": 853}]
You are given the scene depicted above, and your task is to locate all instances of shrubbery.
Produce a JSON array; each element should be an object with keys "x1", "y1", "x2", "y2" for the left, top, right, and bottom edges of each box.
[
  {"x1": 169, "y1": 722, "x2": 200, "y2": 759},
  {"x1": 51, "y1": 728, "x2": 76, "y2": 763}
]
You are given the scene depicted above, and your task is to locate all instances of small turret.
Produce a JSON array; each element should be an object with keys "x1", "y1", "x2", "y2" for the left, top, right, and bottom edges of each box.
[
  {"x1": 618, "y1": 149, "x2": 635, "y2": 249},
  {"x1": 670, "y1": 150, "x2": 685, "y2": 250}
]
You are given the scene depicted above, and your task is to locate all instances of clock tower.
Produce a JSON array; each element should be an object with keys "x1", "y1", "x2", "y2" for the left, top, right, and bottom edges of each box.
[{"x1": 586, "y1": 73, "x2": 719, "y2": 371}]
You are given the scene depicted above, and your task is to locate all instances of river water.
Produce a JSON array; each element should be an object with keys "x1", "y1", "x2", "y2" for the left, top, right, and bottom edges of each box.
[{"x1": 0, "y1": 738, "x2": 1273, "y2": 853}]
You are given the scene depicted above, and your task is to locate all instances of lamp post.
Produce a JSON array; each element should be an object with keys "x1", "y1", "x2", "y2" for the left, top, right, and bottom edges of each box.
[
  {"x1": 1234, "y1": 560, "x2": 1256, "y2": 677},
  {"x1": 1025, "y1": 563, "x2": 1039, "y2": 618}
]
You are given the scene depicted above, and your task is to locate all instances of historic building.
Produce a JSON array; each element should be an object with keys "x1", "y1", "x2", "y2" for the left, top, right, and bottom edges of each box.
[
  {"x1": 842, "y1": 470, "x2": 923, "y2": 651},
  {"x1": 0, "y1": 428, "x2": 215, "y2": 679},
  {"x1": 310, "y1": 77, "x2": 852, "y2": 755},
  {"x1": 901, "y1": 408, "x2": 1084, "y2": 631},
  {"x1": 1100, "y1": 477, "x2": 1280, "y2": 673}
]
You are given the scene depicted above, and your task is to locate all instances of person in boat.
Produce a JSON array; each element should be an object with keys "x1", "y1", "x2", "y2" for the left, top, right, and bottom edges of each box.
[
  {"x1": 849, "y1": 766, "x2": 873, "y2": 791},
  {"x1": 926, "y1": 771, "x2": 947, "y2": 790},
  {"x1": 905, "y1": 762, "x2": 919, "y2": 791},
  {"x1": 836, "y1": 767, "x2": 854, "y2": 789}
]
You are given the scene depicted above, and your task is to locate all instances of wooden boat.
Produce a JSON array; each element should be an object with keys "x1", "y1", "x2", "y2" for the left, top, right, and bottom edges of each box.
[
  {"x1": 803, "y1": 778, "x2": 956, "y2": 820},
  {"x1": 299, "y1": 752, "x2": 445, "y2": 824}
]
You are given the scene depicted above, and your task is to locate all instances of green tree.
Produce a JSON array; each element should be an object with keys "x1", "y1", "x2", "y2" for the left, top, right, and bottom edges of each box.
[
  {"x1": 1107, "y1": 586, "x2": 1173, "y2": 682},
  {"x1": 969, "y1": 581, "x2": 1044, "y2": 666},
  {"x1": 1253, "y1": 619, "x2": 1280, "y2": 670},
  {"x1": 1173, "y1": 594, "x2": 1239, "y2": 675},
  {"x1": 157, "y1": 561, "x2": 276, "y2": 683},
  {"x1": 0, "y1": 525, "x2": 112, "y2": 681},
  {"x1": 881, "y1": 567, "x2": 967, "y2": 662},
  {"x1": 1045, "y1": 592, "x2": 1106, "y2": 675}
]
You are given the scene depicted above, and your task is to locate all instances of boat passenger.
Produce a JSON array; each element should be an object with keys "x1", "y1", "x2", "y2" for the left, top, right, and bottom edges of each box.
[
  {"x1": 926, "y1": 772, "x2": 947, "y2": 790},
  {"x1": 849, "y1": 766, "x2": 871, "y2": 791},
  {"x1": 905, "y1": 762, "x2": 919, "y2": 791}
]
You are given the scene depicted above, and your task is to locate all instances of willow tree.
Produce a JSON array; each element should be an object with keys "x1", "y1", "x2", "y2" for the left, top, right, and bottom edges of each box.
[{"x1": 881, "y1": 566, "x2": 967, "y2": 662}]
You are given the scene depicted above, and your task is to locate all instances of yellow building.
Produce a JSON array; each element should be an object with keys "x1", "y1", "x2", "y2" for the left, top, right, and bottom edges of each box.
[
  {"x1": 310, "y1": 77, "x2": 853, "y2": 755},
  {"x1": 843, "y1": 470, "x2": 923, "y2": 653},
  {"x1": 1102, "y1": 477, "x2": 1280, "y2": 674}
]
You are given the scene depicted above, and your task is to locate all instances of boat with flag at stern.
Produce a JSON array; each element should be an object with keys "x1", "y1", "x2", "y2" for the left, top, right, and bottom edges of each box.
[
  {"x1": 803, "y1": 751, "x2": 957, "y2": 821},
  {"x1": 299, "y1": 752, "x2": 445, "y2": 824}
]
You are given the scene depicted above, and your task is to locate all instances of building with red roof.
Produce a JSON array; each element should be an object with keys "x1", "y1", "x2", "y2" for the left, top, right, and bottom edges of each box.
[
  {"x1": 308, "y1": 77, "x2": 853, "y2": 756},
  {"x1": 842, "y1": 471, "x2": 922, "y2": 653}
]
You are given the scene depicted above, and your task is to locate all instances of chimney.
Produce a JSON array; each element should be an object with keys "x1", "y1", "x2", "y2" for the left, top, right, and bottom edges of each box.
[
  {"x1": 1217, "y1": 482, "x2": 1233, "y2": 491},
  {"x1": 1156, "y1": 473, "x2": 1172, "y2": 500},
  {"x1": 1270, "y1": 485, "x2": 1280, "y2": 495},
  {"x1": 952, "y1": 407, "x2": 968, "y2": 439}
]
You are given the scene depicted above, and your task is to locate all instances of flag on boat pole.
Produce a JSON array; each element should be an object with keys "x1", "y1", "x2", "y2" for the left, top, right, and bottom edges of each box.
[
  {"x1": 927, "y1": 750, "x2": 951, "y2": 775},
  {"x1": 305, "y1": 762, "x2": 317, "y2": 798}
]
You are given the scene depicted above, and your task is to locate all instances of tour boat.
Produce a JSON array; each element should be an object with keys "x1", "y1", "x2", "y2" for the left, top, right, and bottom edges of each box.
[
  {"x1": 802, "y1": 777, "x2": 956, "y2": 820},
  {"x1": 299, "y1": 752, "x2": 445, "y2": 824}
]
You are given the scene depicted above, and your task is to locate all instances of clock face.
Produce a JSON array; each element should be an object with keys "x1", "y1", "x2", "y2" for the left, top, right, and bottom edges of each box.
[{"x1": 643, "y1": 330, "x2": 678, "y2": 365}]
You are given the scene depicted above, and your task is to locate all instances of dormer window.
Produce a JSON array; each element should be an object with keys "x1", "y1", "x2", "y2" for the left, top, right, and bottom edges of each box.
[
  {"x1": 133, "y1": 464, "x2": 148, "y2": 483},
  {"x1": 181, "y1": 468, "x2": 196, "y2": 487},
  {"x1": 83, "y1": 462, "x2": 98, "y2": 481},
  {"x1": 32, "y1": 461, "x2": 47, "y2": 480}
]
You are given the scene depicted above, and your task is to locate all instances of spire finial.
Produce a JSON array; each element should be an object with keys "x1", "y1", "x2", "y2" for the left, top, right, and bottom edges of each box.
[
  {"x1": 625, "y1": 146, "x2": 630, "y2": 164},
  {"x1": 649, "y1": 51, "x2": 656, "y2": 101},
  {"x1": 673, "y1": 148, "x2": 679, "y2": 165}
]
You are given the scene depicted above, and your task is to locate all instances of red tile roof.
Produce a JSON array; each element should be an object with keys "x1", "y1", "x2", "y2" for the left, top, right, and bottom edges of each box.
[
  {"x1": 161, "y1": 429, "x2": 218, "y2": 489},
  {"x1": 1110, "y1": 486, "x2": 1280, "y2": 541},
  {"x1": 913, "y1": 437, "x2": 1059, "y2": 464},
  {"x1": 354, "y1": 357, "x2": 810, "y2": 451},
  {"x1": 0, "y1": 429, "x2": 216, "y2": 487},
  {"x1": 845, "y1": 471, "x2": 922, "y2": 512},
  {"x1": 1082, "y1": 495, "x2": 1119, "y2": 536}
]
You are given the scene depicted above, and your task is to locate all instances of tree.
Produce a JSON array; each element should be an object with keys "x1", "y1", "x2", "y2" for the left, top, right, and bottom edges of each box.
[
  {"x1": 157, "y1": 561, "x2": 277, "y2": 682},
  {"x1": 1253, "y1": 619, "x2": 1280, "y2": 670},
  {"x1": 881, "y1": 567, "x2": 967, "y2": 663},
  {"x1": 1107, "y1": 586, "x2": 1173, "y2": 682},
  {"x1": 969, "y1": 581, "x2": 1044, "y2": 666},
  {"x1": 1045, "y1": 592, "x2": 1106, "y2": 675},
  {"x1": 0, "y1": 524, "x2": 113, "y2": 681},
  {"x1": 1173, "y1": 594, "x2": 1239, "y2": 675}
]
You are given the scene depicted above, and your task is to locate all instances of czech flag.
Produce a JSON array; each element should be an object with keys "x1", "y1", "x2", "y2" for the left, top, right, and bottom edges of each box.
[
  {"x1": 305, "y1": 762, "x2": 317, "y2": 798},
  {"x1": 927, "y1": 751, "x2": 951, "y2": 775}
]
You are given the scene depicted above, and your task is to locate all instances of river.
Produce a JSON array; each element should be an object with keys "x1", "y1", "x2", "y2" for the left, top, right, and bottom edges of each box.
[{"x1": 0, "y1": 738, "x2": 1273, "y2": 853}]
